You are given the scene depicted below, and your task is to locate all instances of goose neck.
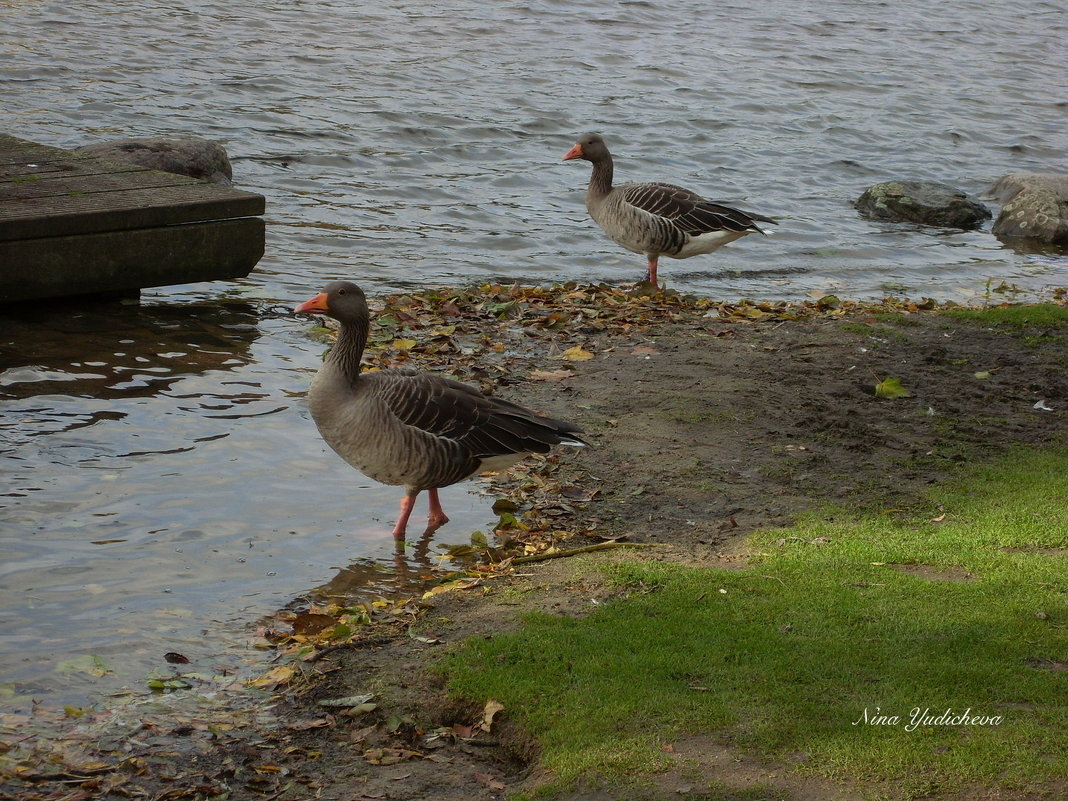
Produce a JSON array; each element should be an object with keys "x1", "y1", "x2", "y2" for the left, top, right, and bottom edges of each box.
[
  {"x1": 329, "y1": 317, "x2": 368, "y2": 382},
  {"x1": 589, "y1": 155, "x2": 614, "y2": 198}
]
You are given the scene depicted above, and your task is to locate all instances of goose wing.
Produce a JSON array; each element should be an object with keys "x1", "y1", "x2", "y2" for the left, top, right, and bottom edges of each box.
[
  {"x1": 620, "y1": 181, "x2": 776, "y2": 236},
  {"x1": 369, "y1": 369, "x2": 584, "y2": 457}
]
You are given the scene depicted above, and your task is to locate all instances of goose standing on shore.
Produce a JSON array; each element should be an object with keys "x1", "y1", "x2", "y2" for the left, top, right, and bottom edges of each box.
[
  {"x1": 562, "y1": 133, "x2": 777, "y2": 287},
  {"x1": 294, "y1": 281, "x2": 586, "y2": 539}
]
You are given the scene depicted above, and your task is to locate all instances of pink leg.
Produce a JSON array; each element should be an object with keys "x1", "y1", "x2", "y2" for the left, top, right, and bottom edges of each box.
[
  {"x1": 647, "y1": 256, "x2": 660, "y2": 288},
  {"x1": 392, "y1": 491, "x2": 419, "y2": 539},
  {"x1": 426, "y1": 488, "x2": 449, "y2": 531}
]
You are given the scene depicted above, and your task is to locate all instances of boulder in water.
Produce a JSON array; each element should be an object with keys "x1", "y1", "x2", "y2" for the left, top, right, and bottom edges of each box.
[
  {"x1": 855, "y1": 180, "x2": 991, "y2": 229},
  {"x1": 76, "y1": 136, "x2": 234, "y2": 185}
]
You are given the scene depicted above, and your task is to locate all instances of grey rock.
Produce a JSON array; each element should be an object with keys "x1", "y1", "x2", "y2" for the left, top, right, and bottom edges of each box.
[
  {"x1": 988, "y1": 173, "x2": 1068, "y2": 244},
  {"x1": 855, "y1": 180, "x2": 992, "y2": 229},
  {"x1": 76, "y1": 136, "x2": 234, "y2": 185}
]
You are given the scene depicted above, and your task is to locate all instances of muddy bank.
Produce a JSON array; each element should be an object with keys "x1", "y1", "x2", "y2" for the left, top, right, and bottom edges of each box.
[{"x1": 3, "y1": 289, "x2": 1066, "y2": 801}]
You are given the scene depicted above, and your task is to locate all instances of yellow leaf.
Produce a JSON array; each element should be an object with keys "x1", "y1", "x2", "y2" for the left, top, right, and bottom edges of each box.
[
  {"x1": 392, "y1": 338, "x2": 417, "y2": 350},
  {"x1": 247, "y1": 664, "x2": 296, "y2": 689},
  {"x1": 421, "y1": 577, "x2": 482, "y2": 600},
  {"x1": 481, "y1": 699, "x2": 505, "y2": 732},
  {"x1": 557, "y1": 345, "x2": 594, "y2": 361},
  {"x1": 874, "y1": 376, "x2": 912, "y2": 399}
]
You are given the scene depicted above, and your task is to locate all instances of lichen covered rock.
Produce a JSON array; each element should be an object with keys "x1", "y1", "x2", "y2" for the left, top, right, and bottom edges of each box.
[
  {"x1": 989, "y1": 173, "x2": 1068, "y2": 245},
  {"x1": 855, "y1": 180, "x2": 991, "y2": 229}
]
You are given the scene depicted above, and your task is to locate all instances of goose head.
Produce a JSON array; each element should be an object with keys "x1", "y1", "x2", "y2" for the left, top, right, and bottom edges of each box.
[
  {"x1": 294, "y1": 281, "x2": 368, "y2": 324},
  {"x1": 562, "y1": 132, "x2": 610, "y2": 163}
]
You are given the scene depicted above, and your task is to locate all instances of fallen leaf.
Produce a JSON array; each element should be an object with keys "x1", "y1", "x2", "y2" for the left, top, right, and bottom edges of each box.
[
  {"x1": 318, "y1": 693, "x2": 374, "y2": 708},
  {"x1": 288, "y1": 717, "x2": 332, "y2": 731},
  {"x1": 147, "y1": 677, "x2": 192, "y2": 692},
  {"x1": 480, "y1": 699, "x2": 505, "y2": 732},
  {"x1": 363, "y1": 747, "x2": 422, "y2": 765},
  {"x1": 350, "y1": 725, "x2": 376, "y2": 743},
  {"x1": 55, "y1": 654, "x2": 113, "y2": 677},
  {"x1": 556, "y1": 345, "x2": 594, "y2": 361},
  {"x1": 292, "y1": 612, "x2": 338, "y2": 635},
  {"x1": 247, "y1": 664, "x2": 296, "y2": 689},
  {"x1": 874, "y1": 376, "x2": 912, "y2": 399},
  {"x1": 474, "y1": 773, "x2": 507, "y2": 791},
  {"x1": 342, "y1": 703, "x2": 378, "y2": 716},
  {"x1": 530, "y1": 368, "x2": 573, "y2": 382},
  {"x1": 422, "y1": 577, "x2": 482, "y2": 599},
  {"x1": 408, "y1": 628, "x2": 441, "y2": 645},
  {"x1": 392, "y1": 338, "x2": 417, "y2": 350}
]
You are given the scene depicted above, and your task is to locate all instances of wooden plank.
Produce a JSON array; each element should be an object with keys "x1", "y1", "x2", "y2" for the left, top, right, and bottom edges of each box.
[
  {"x1": 0, "y1": 135, "x2": 82, "y2": 165},
  {"x1": 0, "y1": 217, "x2": 266, "y2": 303},
  {"x1": 4, "y1": 168, "x2": 234, "y2": 199},
  {"x1": 0, "y1": 158, "x2": 148, "y2": 182},
  {"x1": 0, "y1": 178, "x2": 266, "y2": 241},
  {"x1": 0, "y1": 134, "x2": 265, "y2": 239}
]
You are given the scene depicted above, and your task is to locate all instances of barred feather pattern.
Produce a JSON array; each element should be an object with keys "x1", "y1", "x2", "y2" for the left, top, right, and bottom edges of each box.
[
  {"x1": 571, "y1": 132, "x2": 776, "y2": 265},
  {"x1": 304, "y1": 283, "x2": 585, "y2": 495}
]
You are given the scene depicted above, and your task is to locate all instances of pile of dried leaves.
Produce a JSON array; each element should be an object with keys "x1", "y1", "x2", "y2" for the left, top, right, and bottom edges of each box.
[
  {"x1": 307, "y1": 281, "x2": 973, "y2": 557},
  {"x1": 315, "y1": 281, "x2": 969, "y2": 394}
]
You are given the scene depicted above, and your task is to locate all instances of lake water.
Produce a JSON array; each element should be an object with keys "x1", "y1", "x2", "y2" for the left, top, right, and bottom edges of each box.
[{"x1": 2, "y1": 0, "x2": 1066, "y2": 706}]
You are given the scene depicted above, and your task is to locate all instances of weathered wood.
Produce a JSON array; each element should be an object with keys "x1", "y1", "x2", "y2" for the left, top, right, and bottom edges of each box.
[
  {"x1": 0, "y1": 181, "x2": 266, "y2": 241},
  {"x1": 0, "y1": 158, "x2": 146, "y2": 182},
  {"x1": 0, "y1": 217, "x2": 266, "y2": 303},
  {"x1": 0, "y1": 134, "x2": 267, "y2": 301}
]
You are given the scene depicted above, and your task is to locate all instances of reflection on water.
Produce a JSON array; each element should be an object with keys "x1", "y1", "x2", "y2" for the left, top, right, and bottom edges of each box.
[{"x1": 0, "y1": 299, "x2": 496, "y2": 708}]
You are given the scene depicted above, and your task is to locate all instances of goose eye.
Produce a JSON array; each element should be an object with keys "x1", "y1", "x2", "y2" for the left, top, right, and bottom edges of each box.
[{"x1": 338, "y1": 288, "x2": 346, "y2": 295}]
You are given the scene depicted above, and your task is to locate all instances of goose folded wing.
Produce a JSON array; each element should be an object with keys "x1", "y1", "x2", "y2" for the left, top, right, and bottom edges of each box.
[
  {"x1": 620, "y1": 181, "x2": 705, "y2": 220},
  {"x1": 374, "y1": 371, "x2": 574, "y2": 456},
  {"x1": 622, "y1": 182, "x2": 777, "y2": 235},
  {"x1": 675, "y1": 201, "x2": 774, "y2": 235}
]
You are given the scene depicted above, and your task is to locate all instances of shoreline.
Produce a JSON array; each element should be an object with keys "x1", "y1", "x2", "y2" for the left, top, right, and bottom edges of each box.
[{"x1": 3, "y1": 284, "x2": 1067, "y2": 801}]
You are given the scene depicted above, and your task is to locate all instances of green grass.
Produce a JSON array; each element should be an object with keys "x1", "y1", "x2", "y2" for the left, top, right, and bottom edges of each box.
[
  {"x1": 442, "y1": 448, "x2": 1068, "y2": 797},
  {"x1": 943, "y1": 303, "x2": 1068, "y2": 329}
]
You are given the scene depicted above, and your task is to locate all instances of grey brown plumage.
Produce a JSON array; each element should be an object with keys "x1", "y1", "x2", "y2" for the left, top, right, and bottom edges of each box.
[
  {"x1": 563, "y1": 133, "x2": 777, "y2": 286},
  {"x1": 295, "y1": 281, "x2": 585, "y2": 538}
]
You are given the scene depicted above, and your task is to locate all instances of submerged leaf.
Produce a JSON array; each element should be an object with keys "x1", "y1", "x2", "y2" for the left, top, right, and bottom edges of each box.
[{"x1": 55, "y1": 654, "x2": 113, "y2": 677}]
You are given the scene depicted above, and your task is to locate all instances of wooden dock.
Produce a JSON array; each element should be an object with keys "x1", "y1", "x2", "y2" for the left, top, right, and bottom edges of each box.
[{"x1": 0, "y1": 134, "x2": 266, "y2": 303}]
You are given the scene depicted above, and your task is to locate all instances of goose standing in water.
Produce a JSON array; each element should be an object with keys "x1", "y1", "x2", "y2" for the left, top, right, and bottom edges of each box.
[
  {"x1": 563, "y1": 133, "x2": 777, "y2": 287},
  {"x1": 294, "y1": 281, "x2": 586, "y2": 539}
]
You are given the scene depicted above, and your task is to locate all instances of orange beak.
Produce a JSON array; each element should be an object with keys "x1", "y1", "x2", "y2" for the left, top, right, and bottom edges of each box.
[
  {"x1": 294, "y1": 292, "x2": 329, "y2": 314},
  {"x1": 562, "y1": 143, "x2": 583, "y2": 161}
]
